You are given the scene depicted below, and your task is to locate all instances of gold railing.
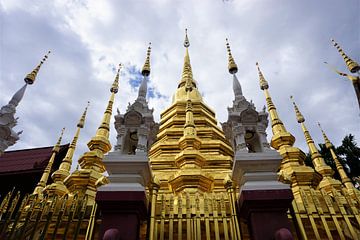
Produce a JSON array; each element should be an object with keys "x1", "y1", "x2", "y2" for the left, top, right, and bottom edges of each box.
[
  {"x1": 0, "y1": 191, "x2": 99, "y2": 240},
  {"x1": 290, "y1": 188, "x2": 360, "y2": 240},
  {"x1": 149, "y1": 192, "x2": 241, "y2": 240}
]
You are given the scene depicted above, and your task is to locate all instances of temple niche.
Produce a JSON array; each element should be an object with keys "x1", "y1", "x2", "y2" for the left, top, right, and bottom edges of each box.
[
  {"x1": 221, "y1": 72, "x2": 270, "y2": 154},
  {"x1": 114, "y1": 101, "x2": 158, "y2": 154},
  {"x1": 223, "y1": 93, "x2": 270, "y2": 153},
  {"x1": 114, "y1": 43, "x2": 158, "y2": 155}
]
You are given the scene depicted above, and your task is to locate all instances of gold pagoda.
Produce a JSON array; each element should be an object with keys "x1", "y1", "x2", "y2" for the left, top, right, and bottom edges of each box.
[{"x1": 0, "y1": 30, "x2": 359, "y2": 240}]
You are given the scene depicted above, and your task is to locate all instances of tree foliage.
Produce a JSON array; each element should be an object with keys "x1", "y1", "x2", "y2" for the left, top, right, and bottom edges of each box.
[
  {"x1": 337, "y1": 134, "x2": 360, "y2": 184},
  {"x1": 304, "y1": 134, "x2": 360, "y2": 188}
]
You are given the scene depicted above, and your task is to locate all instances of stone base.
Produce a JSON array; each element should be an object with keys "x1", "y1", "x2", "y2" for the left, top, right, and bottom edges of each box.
[
  {"x1": 96, "y1": 191, "x2": 148, "y2": 240},
  {"x1": 238, "y1": 189, "x2": 294, "y2": 240}
]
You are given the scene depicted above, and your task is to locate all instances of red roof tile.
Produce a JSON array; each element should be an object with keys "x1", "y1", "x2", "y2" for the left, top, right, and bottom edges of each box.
[{"x1": 0, "y1": 144, "x2": 69, "y2": 173}]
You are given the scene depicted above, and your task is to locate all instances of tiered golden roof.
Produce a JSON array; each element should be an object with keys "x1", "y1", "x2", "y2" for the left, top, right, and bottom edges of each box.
[
  {"x1": 149, "y1": 30, "x2": 233, "y2": 193},
  {"x1": 1, "y1": 34, "x2": 360, "y2": 240}
]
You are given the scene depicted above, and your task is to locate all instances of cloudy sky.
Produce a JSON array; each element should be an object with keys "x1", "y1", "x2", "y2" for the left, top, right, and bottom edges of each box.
[{"x1": 1, "y1": 0, "x2": 359, "y2": 169}]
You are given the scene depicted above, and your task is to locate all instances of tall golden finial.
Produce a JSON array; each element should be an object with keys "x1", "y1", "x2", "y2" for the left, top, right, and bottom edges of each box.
[
  {"x1": 64, "y1": 64, "x2": 121, "y2": 203},
  {"x1": 226, "y1": 38, "x2": 238, "y2": 74},
  {"x1": 318, "y1": 122, "x2": 354, "y2": 190},
  {"x1": 78, "y1": 101, "x2": 90, "y2": 128},
  {"x1": 331, "y1": 38, "x2": 360, "y2": 73},
  {"x1": 87, "y1": 63, "x2": 121, "y2": 154},
  {"x1": 55, "y1": 102, "x2": 89, "y2": 178},
  {"x1": 180, "y1": 29, "x2": 195, "y2": 89},
  {"x1": 317, "y1": 122, "x2": 332, "y2": 149},
  {"x1": 24, "y1": 50, "x2": 51, "y2": 85},
  {"x1": 256, "y1": 62, "x2": 292, "y2": 148},
  {"x1": 289, "y1": 96, "x2": 305, "y2": 123},
  {"x1": 256, "y1": 62, "x2": 269, "y2": 90},
  {"x1": 44, "y1": 103, "x2": 90, "y2": 196},
  {"x1": 141, "y1": 42, "x2": 151, "y2": 77},
  {"x1": 290, "y1": 96, "x2": 333, "y2": 175},
  {"x1": 33, "y1": 127, "x2": 65, "y2": 195}
]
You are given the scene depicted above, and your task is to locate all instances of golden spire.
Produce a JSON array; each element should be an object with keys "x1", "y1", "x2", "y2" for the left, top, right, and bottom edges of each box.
[
  {"x1": 226, "y1": 38, "x2": 238, "y2": 74},
  {"x1": 138, "y1": 44, "x2": 151, "y2": 100},
  {"x1": 290, "y1": 96, "x2": 305, "y2": 123},
  {"x1": 24, "y1": 50, "x2": 51, "y2": 85},
  {"x1": 89, "y1": 64, "x2": 120, "y2": 151},
  {"x1": 256, "y1": 62, "x2": 294, "y2": 148},
  {"x1": 33, "y1": 127, "x2": 65, "y2": 195},
  {"x1": 331, "y1": 38, "x2": 360, "y2": 73},
  {"x1": 290, "y1": 96, "x2": 333, "y2": 177},
  {"x1": 64, "y1": 64, "x2": 121, "y2": 203},
  {"x1": 180, "y1": 29, "x2": 195, "y2": 88},
  {"x1": 318, "y1": 122, "x2": 354, "y2": 189},
  {"x1": 83, "y1": 63, "x2": 121, "y2": 161},
  {"x1": 52, "y1": 102, "x2": 90, "y2": 183},
  {"x1": 141, "y1": 42, "x2": 151, "y2": 77}
]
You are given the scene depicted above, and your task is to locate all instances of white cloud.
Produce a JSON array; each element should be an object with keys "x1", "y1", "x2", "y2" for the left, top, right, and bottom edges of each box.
[{"x1": 1, "y1": 0, "x2": 359, "y2": 170}]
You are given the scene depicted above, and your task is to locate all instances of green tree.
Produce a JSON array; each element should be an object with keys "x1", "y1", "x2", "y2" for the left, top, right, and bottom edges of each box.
[
  {"x1": 337, "y1": 134, "x2": 360, "y2": 186},
  {"x1": 304, "y1": 144, "x2": 341, "y2": 181},
  {"x1": 304, "y1": 134, "x2": 360, "y2": 188}
]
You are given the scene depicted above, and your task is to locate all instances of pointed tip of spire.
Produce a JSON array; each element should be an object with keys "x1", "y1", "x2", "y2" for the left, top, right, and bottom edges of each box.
[
  {"x1": 331, "y1": 38, "x2": 360, "y2": 73},
  {"x1": 77, "y1": 102, "x2": 90, "y2": 128},
  {"x1": 141, "y1": 42, "x2": 151, "y2": 77},
  {"x1": 317, "y1": 122, "x2": 333, "y2": 148},
  {"x1": 226, "y1": 38, "x2": 238, "y2": 74},
  {"x1": 111, "y1": 64, "x2": 122, "y2": 93},
  {"x1": 24, "y1": 50, "x2": 51, "y2": 85},
  {"x1": 290, "y1": 96, "x2": 305, "y2": 123},
  {"x1": 53, "y1": 127, "x2": 65, "y2": 152},
  {"x1": 256, "y1": 62, "x2": 269, "y2": 90},
  {"x1": 184, "y1": 28, "x2": 190, "y2": 48}
]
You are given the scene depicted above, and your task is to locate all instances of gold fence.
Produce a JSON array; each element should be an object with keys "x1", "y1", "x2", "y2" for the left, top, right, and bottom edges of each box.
[
  {"x1": 290, "y1": 188, "x2": 360, "y2": 240},
  {"x1": 149, "y1": 192, "x2": 242, "y2": 240},
  {"x1": 0, "y1": 191, "x2": 98, "y2": 240}
]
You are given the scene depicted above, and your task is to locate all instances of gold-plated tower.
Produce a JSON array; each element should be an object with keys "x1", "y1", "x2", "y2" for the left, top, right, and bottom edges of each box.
[
  {"x1": 331, "y1": 38, "x2": 360, "y2": 73},
  {"x1": 256, "y1": 63, "x2": 295, "y2": 149},
  {"x1": 226, "y1": 38, "x2": 238, "y2": 74},
  {"x1": 24, "y1": 51, "x2": 51, "y2": 84},
  {"x1": 256, "y1": 63, "x2": 319, "y2": 199},
  {"x1": 318, "y1": 123, "x2": 354, "y2": 190},
  {"x1": 64, "y1": 64, "x2": 121, "y2": 203},
  {"x1": 179, "y1": 29, "x2": 195, "y2": 88},
  {"x1": 88, "y1": 64, "x2": 120, "y2": 153},
  {"x1": 290, "y1": 96, "x2": 341, "y2": 192},
  {"x1": 44, "y1": 102, "x2": 90, "y2": 196},
  {"x1": 172, "y1": 29, "x2": 203, "y2": 102},
  {"x1": 151, "y1": 31, "x2": 232, "y2": 193},
  {"x1": 141, "y1": 42, "x2": 151, "y2": 77},
  {"x1": 32, "y1": 128, "x2": 65, "y2": 196}
]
